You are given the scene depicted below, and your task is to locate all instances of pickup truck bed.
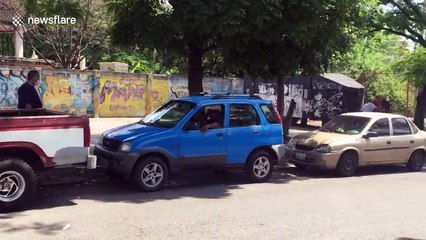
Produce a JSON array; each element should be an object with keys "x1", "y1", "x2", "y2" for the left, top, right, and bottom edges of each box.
[{"x1": 0, "y1": 109, "x2": 96, "y2": 212}]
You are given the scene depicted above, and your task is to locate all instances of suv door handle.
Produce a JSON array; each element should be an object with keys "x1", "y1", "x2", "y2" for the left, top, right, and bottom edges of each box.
[
  {"x1": 253, "y1": 130, "x2": 260, "y2": 135},
  {"x1": 387, "y1": 141, "x2": 391, "y2": 144},
  {"x1": 410, "y1": 140, "x2": 414, "y2": 144},
  {"x1": 216, "y1": 133, "x2": 224, "y2": 137}
]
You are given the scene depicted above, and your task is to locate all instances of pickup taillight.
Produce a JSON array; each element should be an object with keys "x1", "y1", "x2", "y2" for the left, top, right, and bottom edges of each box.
[{"x1": 84, "y1": 118, "x2": 91, "y2": 147}]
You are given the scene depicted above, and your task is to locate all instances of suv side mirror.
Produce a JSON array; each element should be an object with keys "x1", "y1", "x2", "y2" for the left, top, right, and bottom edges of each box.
[{"x1": 362, "y1": 131, "x2": 378, "y2": 139}]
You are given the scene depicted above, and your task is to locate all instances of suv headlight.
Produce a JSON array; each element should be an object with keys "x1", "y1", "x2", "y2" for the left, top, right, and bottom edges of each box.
[
  {"x1": 315, "y1": 144, "x2": 331, "y2": 153},
  {"x1": 120, "y1": 142, "x2": 132, "y2": 152}
]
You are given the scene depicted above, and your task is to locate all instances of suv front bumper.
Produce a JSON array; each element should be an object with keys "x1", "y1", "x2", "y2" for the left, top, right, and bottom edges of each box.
[
  {"x1": 92, "y1": 144, "x2": 140, "y2": 177},
  {"x1": 272, "y1": 144, "x2": 287, "y2": 164}
]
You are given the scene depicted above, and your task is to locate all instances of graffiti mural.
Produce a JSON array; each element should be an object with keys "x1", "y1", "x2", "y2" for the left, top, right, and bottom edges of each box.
[
  {"x1": 99, "y1": 74, "x2": 148, "y2": 117},
  {"x1": 312, "y1": 79, "x2": 344, "y2": 119},
  {"x1": 0, "y1": 70, "x2": 27, "y2": 108},
  {"x1": 41, "y1": 72, "x2": 92, "y2": 114},
  {"x1": 258, "y1": 83, "x2": 277, "y2": 109},
  {"x1": 284, "y1": 84, "x2": 306, "y2": 118}
]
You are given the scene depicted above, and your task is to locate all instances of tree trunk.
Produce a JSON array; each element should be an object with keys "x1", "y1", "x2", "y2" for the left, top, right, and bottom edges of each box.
[
  {"x1": 413, "y1": 86, "x2": 426, "y2": 130},
  {"x1": 283, "y1": 99, "x2": 296, "y2": 138},
  {"x1": 276, "y1": 74, "x2": 285, "y2": 117},
  {"x1": 187, "y1": 41, "x2": 204, "y2": 96}
]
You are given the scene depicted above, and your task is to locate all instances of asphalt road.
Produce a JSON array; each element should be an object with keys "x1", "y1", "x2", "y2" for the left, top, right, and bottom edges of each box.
[{"x1": 1, "y1": 165, "x2": 426, "y2": 240}]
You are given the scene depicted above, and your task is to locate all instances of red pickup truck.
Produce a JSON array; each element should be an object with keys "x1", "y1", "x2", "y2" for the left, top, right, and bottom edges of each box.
[{"x1": 0, "y1": 109, "x2": 96, "y2": 212}]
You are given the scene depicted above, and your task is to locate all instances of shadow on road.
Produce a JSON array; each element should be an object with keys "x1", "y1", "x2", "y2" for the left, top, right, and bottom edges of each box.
[
  {"x1": 0, "y1": 221, "x2": 68, "y2": 236},
  {"x1": 1, "y1": 162, "x2": 424, "y2": 219},
  {"x1": 280, "y1": 164, "x2": 426, "y2": 180}
]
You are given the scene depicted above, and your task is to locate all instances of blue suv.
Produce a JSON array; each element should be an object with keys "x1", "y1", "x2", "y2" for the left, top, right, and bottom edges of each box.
[{"x1": 94, "y1": 94, "x2": 285, "y2": 191}]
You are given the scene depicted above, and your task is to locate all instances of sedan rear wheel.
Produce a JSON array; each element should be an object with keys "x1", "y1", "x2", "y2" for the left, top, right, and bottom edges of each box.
[{"x1": 407, "y1": 150, "x2": 425, "y2": 172}]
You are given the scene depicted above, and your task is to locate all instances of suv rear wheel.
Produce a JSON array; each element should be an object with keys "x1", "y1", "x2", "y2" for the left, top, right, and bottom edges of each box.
[
  {"x1": 0, "y1": 158, "x2": 36, "y2": 212},
  {"x1": 131, "y1": 156, "x2": 168, "y2": 192},
  {"x1": 245, "y1": 151, "x2": 274, "y2": 183}
]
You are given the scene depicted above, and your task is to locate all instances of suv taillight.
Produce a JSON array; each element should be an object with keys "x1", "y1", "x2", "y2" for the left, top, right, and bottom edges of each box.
[{"x1": 274, "y1": 107, "x2": 283, "y2": 125}]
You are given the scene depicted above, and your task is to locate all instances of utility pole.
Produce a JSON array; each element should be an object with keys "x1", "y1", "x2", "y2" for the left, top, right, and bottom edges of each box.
[{"x1": 406, "y1": 81, "x2": 410, "y2": 116}]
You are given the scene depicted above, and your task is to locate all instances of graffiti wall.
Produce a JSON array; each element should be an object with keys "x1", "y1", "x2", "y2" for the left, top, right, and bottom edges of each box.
[
  {"x1": 0, "y1": 69, "x2": 27, "y2": 108},
  {"x1": 169, "y1": 75, "x2": 244, "y2": 99},
  {"x1": 4, "y1": 66, "x2": 360, "y2": 119},
  {"x1": 42, "y1": 71, "x2": 94, "y2": 114}
]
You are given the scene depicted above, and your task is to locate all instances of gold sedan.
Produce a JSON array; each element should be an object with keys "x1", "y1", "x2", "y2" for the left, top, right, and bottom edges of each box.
[{"x1": 285, "y1": 112, "x2": 426, "y2": 176}]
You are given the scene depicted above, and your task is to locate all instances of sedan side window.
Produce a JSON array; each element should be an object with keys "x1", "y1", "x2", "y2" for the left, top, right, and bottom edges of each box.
[
  {"x1": 368, "y1": 118, "x2": 390, "y2": 136},
  {"x1": 392, "y1": 118, "x2": 412, "y2": 136},
  {"x1": 229, "y1": 104, "x2": 260, "y2": 127}
]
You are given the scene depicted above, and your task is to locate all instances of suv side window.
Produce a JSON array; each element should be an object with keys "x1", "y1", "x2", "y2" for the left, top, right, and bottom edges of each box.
[
  {"x1": 368, "y1": 118, "x2": 390, "y2": 136},
  {"x1": 229, "y1": 104, "x2": 260, "y2": 127},
  {"x1": 260, "y1": 104, "x2": 280, "y2": 124},
  {"x1": 185, "y1": 104, "x2": 224, "y2": 131},
  {"x1": 392, "y1": 118, "x2": 412, "y2": 135}
]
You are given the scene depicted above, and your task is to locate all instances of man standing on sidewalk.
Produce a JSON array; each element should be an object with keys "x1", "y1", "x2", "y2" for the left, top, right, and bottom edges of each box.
[{"x1": 18, "y1": 70, "x2": 43, "y2": 109}]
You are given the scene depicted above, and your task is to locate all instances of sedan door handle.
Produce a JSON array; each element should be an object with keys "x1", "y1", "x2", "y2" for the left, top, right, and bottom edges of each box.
[
  {"x1": 410, "y1": 140, "x2": 414, "y2": 144},
  {"x1": 216, "y1": 133, "x2": 224, "y2": 137},
  {"x1": 253, "y1": 130, "x2": 260, "y2": 135},
  {"x1": 387, "y1": 141, "x2": 391, "y2": 144}
]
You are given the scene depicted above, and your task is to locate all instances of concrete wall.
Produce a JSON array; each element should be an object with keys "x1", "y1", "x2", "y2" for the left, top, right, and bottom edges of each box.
[{"x1": 0, "y1": 66, "x2": 244, "y2": 117}]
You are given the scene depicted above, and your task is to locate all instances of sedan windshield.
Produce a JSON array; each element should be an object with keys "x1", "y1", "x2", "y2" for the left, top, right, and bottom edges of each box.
[
  {"x1": 140, "y1": 100, "x2": 195, "y2": 128},
  {"x1": 320, "y1": 115, "x2": 371, "y2": 135}
]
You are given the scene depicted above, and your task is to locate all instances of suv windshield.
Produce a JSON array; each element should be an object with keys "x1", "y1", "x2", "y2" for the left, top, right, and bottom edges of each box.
[
  {"x1": 320, "y1": 115, "x2": 371, "y2": 135},
  {"x1": 140, "y1": 100, "x2": 195, "y2": 128}
]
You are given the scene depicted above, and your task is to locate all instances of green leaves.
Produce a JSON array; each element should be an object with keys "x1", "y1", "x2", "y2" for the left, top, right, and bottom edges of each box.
[{"x1": 394, "y1": 47, "x2": 426, "y2": 87}]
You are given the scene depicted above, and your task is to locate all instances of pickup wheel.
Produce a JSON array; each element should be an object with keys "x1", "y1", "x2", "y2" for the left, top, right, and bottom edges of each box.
[
  {"x1": 0, "y1": 158, "x2": 36, "y2": 212},
  {"x1": 245, "y1": 151, "x2": 274, "y2": 183},
  {"x1": 131, "y1": 157, "x2": 168, "y2": 192}
]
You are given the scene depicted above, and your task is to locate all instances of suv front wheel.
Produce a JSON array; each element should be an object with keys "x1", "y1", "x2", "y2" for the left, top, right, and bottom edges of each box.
[
  {"x1": 245, "y1": 151, "x2": 274, "y2": 183},
  {"x1": 131, "y1": 156, "x2": 168, "y2": 192}
]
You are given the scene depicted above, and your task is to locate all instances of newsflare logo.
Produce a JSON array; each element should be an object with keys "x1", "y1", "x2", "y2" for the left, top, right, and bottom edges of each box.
[
  {"x1": 12, "y1": 14, "x2": 25, "y2": 26},
  {"x1": 12, "y1": 14, "x2": 77, "y2": 26}
]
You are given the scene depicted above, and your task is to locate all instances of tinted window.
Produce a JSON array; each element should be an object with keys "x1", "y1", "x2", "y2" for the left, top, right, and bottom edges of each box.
[
  {"x1": 260, "y1": 104, "x2": 280, "y2": 124},
  {"x1": 320, "y1": 115, "x2": 370, "y2": 135},
  {"x1": 392, "y1": 118, "x2": 412, "y2": 135},
  {"x1": 230, "y1": 104, "x2": 260, "y2": 127},
  {"x1": 368, "y1": 118, "x2": 390, "y2": 136}
]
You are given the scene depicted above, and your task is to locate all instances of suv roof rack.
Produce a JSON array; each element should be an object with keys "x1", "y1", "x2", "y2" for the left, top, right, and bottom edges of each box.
[{"x1": 211, "y1": 94, "x2": 262, "y2": 100}]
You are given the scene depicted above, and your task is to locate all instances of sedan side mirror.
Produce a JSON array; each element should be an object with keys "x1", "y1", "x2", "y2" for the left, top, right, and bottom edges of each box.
[{"x1": 362, "y1": 131, "x2": 378, "y2": 139}]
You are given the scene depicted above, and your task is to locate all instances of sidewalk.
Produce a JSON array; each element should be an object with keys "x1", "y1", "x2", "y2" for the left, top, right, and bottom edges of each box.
[{"x1": 89, "y1": 118, "x2": 317, "y2": 143}]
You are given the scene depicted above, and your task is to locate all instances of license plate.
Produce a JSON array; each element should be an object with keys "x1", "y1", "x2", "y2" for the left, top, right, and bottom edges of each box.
[{"x1": 296, "y1": 153, "x2": 306, "y2": 161}]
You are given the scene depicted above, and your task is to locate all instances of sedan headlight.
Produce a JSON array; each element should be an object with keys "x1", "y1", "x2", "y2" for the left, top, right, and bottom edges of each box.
[
  {"x1": 98, "y1": 134, "x2": 104, "y2": 145},
  {"x1": 286, "y1": 138, "x2": 296, "y2": 148},
  {"x1": 120, "y1": 142, "x2": 132, "y2": 152},
  {"x1": 315, "y1": 144, "x2": 331, "y2": 153}
]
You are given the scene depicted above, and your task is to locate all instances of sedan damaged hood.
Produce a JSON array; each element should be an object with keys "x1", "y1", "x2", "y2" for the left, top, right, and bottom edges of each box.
[{"x1": 293, "y1": 131, "x2": 350, "y2": 147}]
